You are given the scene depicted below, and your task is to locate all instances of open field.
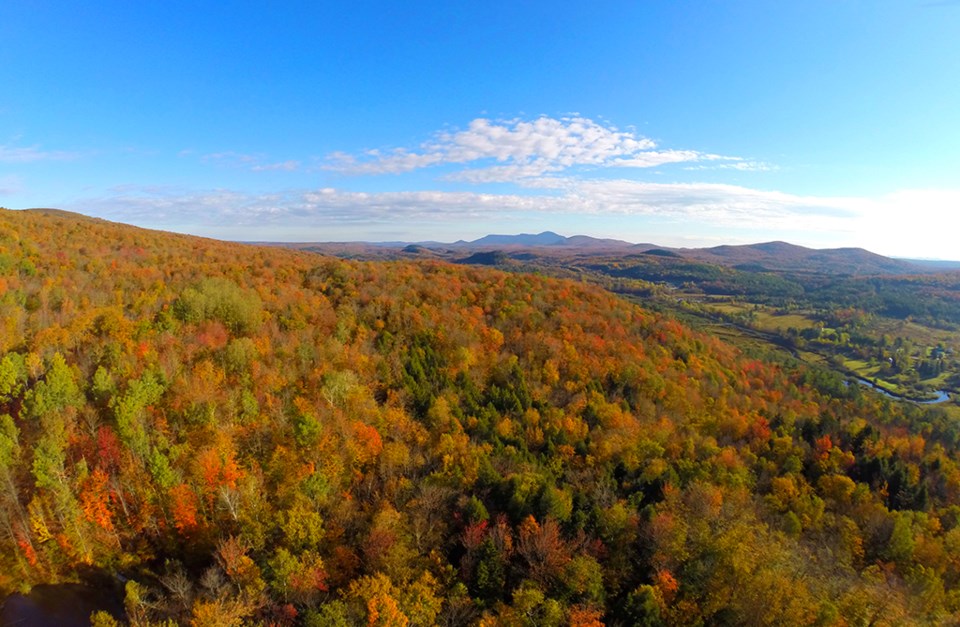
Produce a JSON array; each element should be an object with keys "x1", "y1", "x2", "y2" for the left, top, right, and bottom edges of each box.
[{"x1": 675, "y1": 299, "x2": 960, "y2": 404}]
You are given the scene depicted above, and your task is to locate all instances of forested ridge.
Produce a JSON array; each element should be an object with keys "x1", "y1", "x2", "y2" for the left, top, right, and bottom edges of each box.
[{"x1": 2, "y1": 209, "x2": 960, "y2": 625}]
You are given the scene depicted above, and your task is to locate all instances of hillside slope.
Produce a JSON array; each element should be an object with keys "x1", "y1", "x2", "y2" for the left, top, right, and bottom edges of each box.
[
  {"x1": 683, "y1": 241, "x2": 919, "y2": 275},
  {"x1": 0, "y1": 209, "x2": 959, "y2": 624}
]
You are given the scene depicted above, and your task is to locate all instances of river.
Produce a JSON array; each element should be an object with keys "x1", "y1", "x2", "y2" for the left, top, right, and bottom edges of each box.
[{"x1": 851, "y1": 376, "x2": 951, "y2": 404}]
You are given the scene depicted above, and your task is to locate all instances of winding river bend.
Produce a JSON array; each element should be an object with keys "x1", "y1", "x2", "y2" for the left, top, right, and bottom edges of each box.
[
  {"x1": 688, "y1": 315, "x2": 954, "y2": 406},
  {"x1": 851, "y1": 376, "x2": 951, "y2": 404}
]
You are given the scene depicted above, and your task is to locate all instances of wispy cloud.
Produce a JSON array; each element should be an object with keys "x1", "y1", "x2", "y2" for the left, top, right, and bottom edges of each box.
[
  {"x1": 201, "y1": 151, "x2": 259, "y2": 167},
  {"x1": 0, "y1": 143, "x2": 80, "y2": 163},
  {"x1": 79, "y1": 186, "x2": 542, "y2": 227},
  {"x1": 523, "y1": 178, "x2": 860, "y2": 227},
  {"x1": 252, "y1": 160, "x2": 300, "y2": 172},
  {"x1": 684, "y1": 160, "x2": 777, "y2": 172},
  {"x1": 188, "y1": 115, "x2": 763, "y2": 182},
  {"x1": 324, "y1": 116, "x2": 748, "y2": 181},
  {"x1": 74, "y1": 180, "x2": 957, "y2": 257},
  {"x1": 200, "y1": 151, "x2": 300, "y2": 172},
  {"x1": 45, "y1": 112, "x2": 956, "y2": 257},
  {"x1": 73, "y1": 178, "x2": 861, "y2": 236}
]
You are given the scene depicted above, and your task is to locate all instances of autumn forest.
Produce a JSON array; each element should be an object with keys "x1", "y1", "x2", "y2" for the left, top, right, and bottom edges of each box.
[{"x1": 3, "y1": 208, "x2": 960, "y2": 625}]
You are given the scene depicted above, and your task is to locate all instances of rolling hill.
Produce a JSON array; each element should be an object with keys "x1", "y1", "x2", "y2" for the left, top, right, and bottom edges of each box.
[
  {"x1": 0, "y1": 208, "x2": 959, "y2": 624},
  {"x1": 681, "y1": 241, "x2": 920, "y2": 275},
  {"x1": 459, "y1": 231, "x2": 635, "y2": 250},
  {"x1": 281, "y1": 233, "x2": 925, "y2": 277}
]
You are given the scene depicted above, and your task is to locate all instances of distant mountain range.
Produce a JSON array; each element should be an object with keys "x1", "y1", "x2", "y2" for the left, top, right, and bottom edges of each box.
[
  {"x1": 285, "y1": 231, "x2": 948, "y2": 276},
  {"x1": 456, "y1": 231, "x2": 639, "y2": 249},
  {"x1": 395, "y1": 233, "x2": 932, "y2": 274},
  {"x1": 15, "y1": 211, "x2": 957, "y2": 275},
  {"x1": 678, "y1": 241, "x2": 920, "y2": 275}
]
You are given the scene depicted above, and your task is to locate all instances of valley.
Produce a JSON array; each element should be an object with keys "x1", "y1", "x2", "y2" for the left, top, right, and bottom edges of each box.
[
  {"x1": 8, "y1": 2, "x2": 958, "y2": 624},
  {"x1": 4, "y1": 212, "x2": 960, "y2": 624},
  {"x1": 297, "y1": 232, "x2": 960, "y2": 410}
]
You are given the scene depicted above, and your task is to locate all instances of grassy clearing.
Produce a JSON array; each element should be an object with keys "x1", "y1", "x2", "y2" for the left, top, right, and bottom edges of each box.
[
  {"x1": 707, "y1": 302, "x2": 753, "y2": 315},
  {"x1": 700, "y1": 302, "x2": 820, "y2": 333},
  {"x1": 920, "y1": 372, "x2": 952, "y2": 388},
  {"x1": 869, "y1": 378, "x2": 902, "y2": 394},
  {"x1": 844, "y1": 358, "x2": 871, "y2": 371},
  {"x1": 796, "y1": 349, "x2": 828, "y2": 367},
  {"x1": 872, "y1": 319, "x2": 957, "y2": 349},
  {"x1": 656, "y1": 295, "x2": 959, "y2": 406},
  {"x1": 694, "y1": 320, "x2": 794, "y2": 358},
  {"x1": 753, "y1": 311, "x2": 817, "y2": 332},
  {"x1": 843, "y1": 359, "x2": 882, "y2": 378}
]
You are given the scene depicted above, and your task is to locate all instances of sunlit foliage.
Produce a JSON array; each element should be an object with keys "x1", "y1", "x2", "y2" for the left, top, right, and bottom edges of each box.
[{"x1": 1, "y1": 209, "x2": 960, "y2": 623}]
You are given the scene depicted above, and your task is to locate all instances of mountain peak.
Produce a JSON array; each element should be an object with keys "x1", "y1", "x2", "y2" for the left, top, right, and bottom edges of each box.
[
  {"x1": 469, "y1": 232, "x2": 568, "y2": 247},
  {"x1": 687, "y1": 240, "x2": 917, "y2": 274}
]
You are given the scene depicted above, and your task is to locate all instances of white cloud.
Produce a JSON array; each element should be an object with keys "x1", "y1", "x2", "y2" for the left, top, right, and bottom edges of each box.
[
  {"x1": 80, "y1": 186, "x2": 550, "y2": 228},
  {"x1": 201, "y1": 152, "x2": 300, "y2": 172},
  {"x1": 37, "y1": 112, "x2": 950, "y2": 256},
  {"x1": 72, "y1": 178, "x2": 866, "y2": 242},
  {"x1": 64, "y1": 176, "x2": 960, "y2": 256},
  {"x1": 611, "y1": 150, "x2": 712, "y2": 168},
  {"x1": 203, "y1": 152, "x2": 243, "y2": 162},
  {"x1": 684, "y1": 160, "x2": 778, "y2": 172},
  {"x1": 0, "y1": 143, "x2": 79, "y2": 163},
  {"x1": 324, "y1": 149, "x2": 444, "y2": 174},
  {"x1": 252, "y1": 160, "x2": 300, "y2": 172},
  {"x1": 323, "y1": 116, "x2": 746, "y2": 181},
  {"x1": 445, "y1": 162, "x2": 567, "y2": 183},
  {"x1": 562, "y1": 179, "x2": 858, "y2": 216},
  {"x1": 201, "y1": 151, "x2": 259, "y2": 166}
]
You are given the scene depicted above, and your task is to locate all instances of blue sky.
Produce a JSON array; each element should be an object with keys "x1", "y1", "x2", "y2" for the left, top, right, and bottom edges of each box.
[{"x1": 2, "y1": 1, "x2": 959, "y2": 257}]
